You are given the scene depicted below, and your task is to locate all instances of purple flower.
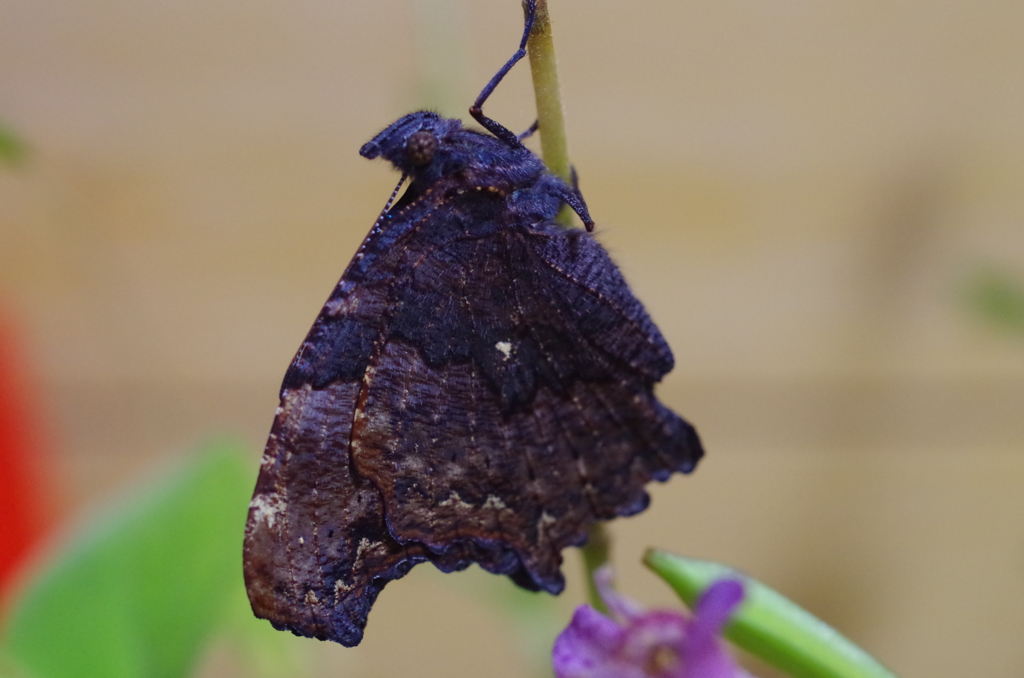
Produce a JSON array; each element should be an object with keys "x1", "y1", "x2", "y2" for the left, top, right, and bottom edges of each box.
[{"x1": 552, "y1": 567, "x2": 751, "y2": 678}]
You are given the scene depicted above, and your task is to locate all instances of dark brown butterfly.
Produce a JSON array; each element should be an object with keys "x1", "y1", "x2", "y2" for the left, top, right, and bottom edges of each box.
[{"x1": 242, "y1": 0, "x2": 703, "y2": 646}]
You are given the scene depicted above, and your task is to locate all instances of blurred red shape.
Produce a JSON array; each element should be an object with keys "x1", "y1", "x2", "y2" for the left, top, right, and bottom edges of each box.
[{"x1": 0, "y1": 311, "x2": 51, "y2": 602}]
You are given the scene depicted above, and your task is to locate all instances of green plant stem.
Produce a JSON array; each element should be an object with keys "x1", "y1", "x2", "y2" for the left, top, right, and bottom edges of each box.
[
  {"x1": 524, "y1": 0, "x2": 574, "y2": 226},
  {"x1": 523, "y1": 0, "x2": 610, "y2": 605},
  {"x1": 580, "y1": 523, "x2": 610, "y2": 613}
]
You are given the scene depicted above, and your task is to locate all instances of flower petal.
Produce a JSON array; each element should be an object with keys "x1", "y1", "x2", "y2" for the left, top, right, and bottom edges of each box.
[
  {"x1": 594, "y1": 565, "x2": 645, "y2": 622},
  {"x1": 554, "y1": 570, "x2": 751, "y2": 678},
  {"x1": 553, "y1": 605, "x2": 626, "y2": 678},
  {"x1": 694, "y1": 579, "x2": 745, "y2": 635},
  {"x1": 681, "y1": 643, "x2": 753, "y2": 678},
  {"x1": 620, "y1": 611, "x2": 689, "y2": 677},
  {"x1": 681, "y1": 580, "x2": 749, "y2": 678}
]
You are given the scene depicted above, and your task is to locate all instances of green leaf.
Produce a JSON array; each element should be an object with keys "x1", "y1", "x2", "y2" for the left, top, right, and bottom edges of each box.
[
  {"x1": 643, "y1": 550, "x2": 898, "y2": 678},
  {"x1": 0, "y1": 646, "x2": 36, "y2": 678},
  {"x1": 1, "y1": 441, "x2": 253, "y2": 678}
]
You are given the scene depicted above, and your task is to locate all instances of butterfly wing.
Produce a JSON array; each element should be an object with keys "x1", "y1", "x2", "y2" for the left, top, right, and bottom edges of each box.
[{"x1": 243, "y1": 191, "x2": 702, "y2": 646}]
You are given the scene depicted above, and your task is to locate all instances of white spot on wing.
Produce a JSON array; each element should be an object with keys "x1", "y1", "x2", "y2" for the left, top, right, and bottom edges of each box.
[
  {"x1": 537, "y1": 511, "x2": 557, "y2": 536},
  {"x1": 249, "y1": 493, "x2": 287, "y2": 529},
  {"x1": 439, "y1": 491, "x2": 473, "y2": 510},
  {"x1": 324, "y1": 294, "x2": 360, "y2": 316},
  {"x1": 483, "y1": 494, "x2": 508, "y2": 510},
  {"x1": 355, "y1": 537, "x2": 382, "y2": 562},
  {"x1": 335, "y1": 579, "x2": 353, "y2": 600},
  {"x1": 495, "y1": 341, "x2": 513, "y2": 360}
]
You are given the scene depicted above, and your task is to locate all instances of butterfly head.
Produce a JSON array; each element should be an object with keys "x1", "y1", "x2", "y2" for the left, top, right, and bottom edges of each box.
[{"x1": 359, "y1": 111, "x2": 461, "y2": 175}]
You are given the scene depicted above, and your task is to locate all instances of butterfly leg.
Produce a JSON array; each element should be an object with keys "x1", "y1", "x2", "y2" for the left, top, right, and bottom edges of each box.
[
  {"x1": 518, "y1": 119, "x2": 540, "y2": 141},
  {"x1": 559, "y1": 184, "x2": 594, "y2": 232},
  {"x1": 530, "y1": 170, "x2": 594, "y2": 231},
  {"x1": 557, "y1": 166, "x2": 594, "y2": 231},
  {"x1": 469, "y1": 0, "x2": 537, "y2": 149}
]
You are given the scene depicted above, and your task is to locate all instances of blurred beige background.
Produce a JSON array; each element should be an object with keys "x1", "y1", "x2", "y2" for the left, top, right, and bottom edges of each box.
[{"x1": 2, "y1": 0, "x2": 1024, "y2": 676}]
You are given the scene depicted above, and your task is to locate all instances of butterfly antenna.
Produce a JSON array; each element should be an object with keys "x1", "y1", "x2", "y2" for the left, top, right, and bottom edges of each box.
[{"x1": 372, "y1": 173, "x2": 408, "y2": 230}]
